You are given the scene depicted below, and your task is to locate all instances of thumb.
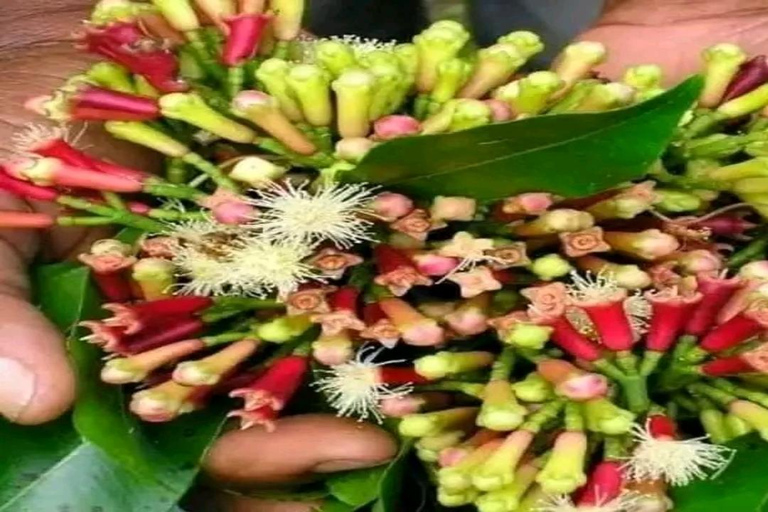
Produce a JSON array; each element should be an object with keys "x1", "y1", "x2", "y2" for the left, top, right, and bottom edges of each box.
[{"x1": 0, "y1": 225, "x2": 75, "y2": 424}]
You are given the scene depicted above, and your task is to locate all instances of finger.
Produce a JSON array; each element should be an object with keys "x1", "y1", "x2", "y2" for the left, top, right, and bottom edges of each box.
[{"x1": 204, "y1": 414, "x2": 398, "y2": 486}]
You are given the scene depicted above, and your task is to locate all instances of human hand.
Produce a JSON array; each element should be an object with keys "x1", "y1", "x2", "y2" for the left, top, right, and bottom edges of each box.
[
  {"x1": 579, "y1": 0, "x2": 768, "y2": 84},
  {"x1": 0, "y1": 2, "x2": 397, "y2": 510}
]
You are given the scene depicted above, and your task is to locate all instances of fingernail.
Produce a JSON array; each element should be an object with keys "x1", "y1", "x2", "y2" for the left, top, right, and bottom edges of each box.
[
  {"x1": 0, "y1": 358, "x2": 35, "y2": 421},
  {"x1": 313, "y1": 458, "x2": 389, "y2": 473}
]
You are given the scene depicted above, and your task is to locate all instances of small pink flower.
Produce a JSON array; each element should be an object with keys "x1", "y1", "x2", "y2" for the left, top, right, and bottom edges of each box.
[
  {"x1": 560, "y1": 227, "x2": 611, "y2": 258},
  {"x1": 483, "y1": 99, "x2": 513, "y2": 121},
  {"x1": 373, "y1": 115, "x2": 421, "y2": 140},
  {"x1": 411, "y1": 252, "x2": 460, "y2": 276},
  {"x1": 390, "y1": 208, "x2": 446, "y2": 241},
  {"x1": 285, "y1": 286, "x2": 335, "y2": 316},
  {"x1": 447, "y1": 266, "x2": 502, "y2": 298},
  {"x1": 485, "y1": 242, "x2": 530, "y2": 270},
  {"x1": 430, "y1": 196, "x2": 477, "y2": 222},
  {"x1": 502, "y1": 193, "x2": 554, "y2": 215},
  {"x1": 521, "y1": 282, "x2": 568, "y2": 317},
  {"x1": 307, "y1": 248, "x2": 363, "y2": 279},
  {"x1": 370, "y1": 192, "x2": 414, "y2": 222}
]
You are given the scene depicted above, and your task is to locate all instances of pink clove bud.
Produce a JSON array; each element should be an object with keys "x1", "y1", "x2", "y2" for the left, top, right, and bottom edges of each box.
[{"x1": 373, "y1": 115, "x2": 421, "y2": 140}]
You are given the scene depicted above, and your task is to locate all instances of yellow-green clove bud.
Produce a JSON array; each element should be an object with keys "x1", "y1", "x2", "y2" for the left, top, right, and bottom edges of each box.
[
  {"x1": 497, "y1": 30, "x2": 544, "y2": 60},
  {"x1": 332, "y1": 69, "x2": 375, "y2": 138},
  {"x1": 270, "y1": 0, "x2": 304, "y2": 40},
  {"x1": 314, "y1": 40, "x2": 357, "y2": 78},
  {"x1": 493, "y1": 71, "x2": 563, "y2": 117},
  {"x1": 160, "y1": 93, "x2": 257, "y2": 143},
  {"x1": 151, "y1": 0, "x2": 200, "y2": 32},
  {"x1": 414, "y1": 23, "x2": 471, "y2": 93},
  {"x1": 699, "y1": 43, "x2": 748, "y2": 108},
  {"x1": 431, "y1": 58, "x2": 472, "y2": 103},
  {"x1": 86, "y1": 62, "x2": 135, "y2": 93},
  {"x1": 256, "y1": 58, "x2": 305, "y2": 122},
  {"x1": 286, "y1": 64, "x2": 333, "y2": 126},
  {"x1": 458, "y1": 44, "x2": 525, "y2": 99},
  {"x1": 551, "y1": 41, "x2": 607, "y2": 92},
  {"x1": 105, "y1": 121, "x2": 190, "y2": 157}
]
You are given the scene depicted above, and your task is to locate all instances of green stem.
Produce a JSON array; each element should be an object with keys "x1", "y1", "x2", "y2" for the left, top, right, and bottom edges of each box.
[
  {"x1": 202, "y1": 331, "x2": 251, "y2": 347},
  {"x1": 728, "y1": 229, "x2": 768, "y2": 268},
  {"x1": 166, "y1": 158, "x2": 188, "y2": 184},
  {"x1": 144, "y1": 180, "x2": 206, "y2": 201},
  {"x1": 57, "y1": 216, "x2": 118, "y2": 226},
  {"x1": 490, "y1": 347, "x2": 516, "y2": 381},
  {"x1": 56, "y1": 196, "x2": 165, "y2": 231},
  {"x1": 591, "y1": 358, "x2": 626, "y2": 381},
  {"x1": 619, "y1": 374, "x2": 650, "y2": 414},
  {"x1": 563, "y1": 402, "x2": 584, "y2": 431},
  {"x1": 102, "y1": 191, "x2": 126, "y2": 211},
  {"x1": 182, "y1": 152, "x2": 239, "y2": 191},
  {"x1": 186, "y1": 30, "x2": 226, "y2": 81},
  {"x1": 639, "y1": 350, "x2": 664, "y2": 377},
  {"x1": 687, "y1": 382, "x2": 736, "y2": 406},
  {"x1": 521, "y1": 400, "x2": 564, "y2": 433},
  {"x1": 711, "y1": 378, "x2": 768, "y2": 408},
  {"x1": 227, "y1": 65, "x2": 245, "y2": 98},
  {"x1": 147, "y1": 210, "x2": 208, "y2": 221}
]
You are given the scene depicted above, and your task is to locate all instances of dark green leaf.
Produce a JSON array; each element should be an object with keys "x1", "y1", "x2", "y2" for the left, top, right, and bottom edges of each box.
[
  {"x1": 326, "y1": 439, "x2": 414, "y2": 511},
  {"x1": 671, "y1": 434, "x2": 768, "y2": 511},
  {"x1": 370, "y1": 439, "x2": 415, "y2": 512},
  {"x1": 320, "y1": 498, "x2": 356, "y2": 512},
  {"x1": 349, "y1": 76, "x2": 702, "y2": 201},
  {"x1": 0, "y1": 417, "x2": 79, "y2": 506},
  {"x1": 326, "y1": 466, "x2": 387, "y2": 507}
]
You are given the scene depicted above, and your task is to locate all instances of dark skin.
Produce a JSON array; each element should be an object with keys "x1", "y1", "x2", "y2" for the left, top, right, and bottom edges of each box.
[{"x1": 1, "y1": 1, "x2": 766, "y2": 509}]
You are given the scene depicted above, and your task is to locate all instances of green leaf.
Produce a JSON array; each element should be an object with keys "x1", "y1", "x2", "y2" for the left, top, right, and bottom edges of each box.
[
  {"x1": 326, "y1": 439, "x2": 415, "y2": 511},
  {"x1": 349, "y1": 76, "x2": 702, "y2": 201},
  {"x1": 671, "y1": 434, "x2": 768, "y2": 511},
  {"x1": 320, "y1": 498, "x2": 356, "y2": 512},
  {"x1": 0, "y1": 262, "x2": 228, "y2": 512},
  {"x1": 327, "y1": 466, "x2": 387, "y2": 507},
  {"x1": 370, "y1": 439, "x2": 415, "y2": 512}
]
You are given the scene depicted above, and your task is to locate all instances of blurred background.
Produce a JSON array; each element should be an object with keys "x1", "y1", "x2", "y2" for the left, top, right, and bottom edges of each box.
[{"x1": 307, "y1": 0, "x2": 605, "y2": 66}]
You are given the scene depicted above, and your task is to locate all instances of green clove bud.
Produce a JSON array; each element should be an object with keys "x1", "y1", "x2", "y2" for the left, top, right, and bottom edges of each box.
[
  {"x1": 314, "y1": 40, "x2": 357, "y2": 78},
  {"x1": 512, "y1": 373, "x2": 554, "y2": 402},
  {"x1": 623, "y1": 64, "x2": 663, "y2": 92},
  {"x1": 159, "y1": 93, "x2": 256, "y2": 143},
  {"x1": 270, "y1": 0, "x2": 304, "y2": 40},
  {"x1": 699, "y1": 43, "x2": 747, "y2": 108},
  {"x1": 583, "y1": 397, "x2": 635, "y2": 434},
  {"x1": 458, "y1": 44, "x2": 526, "y2": 99},
  {"x1": 151, "y1": 0, "x2": 200, "y2": 32},
  {"x1": 86, "y1": 62, "x2": 135, "y2": 93},
  {"x1": 105, "y1": 121, "x2": 189, "y2": 157},
  {"x1": 529, "y1": 254, "x2": 573, "y2": 281},
  {"x1": 332, "y1": 69, "x2": 375, "y2": 138},
  {"x1": 493, "y1": 71, "x2": 563, "y2": 117},
  {"x1": 431, "y1": 58, "x2": 472, "y2": 103},
  {"x1": 551, "y1": 41, "x2": 607, "y2": 92},
  {"x1": 286, "y1": 64, "x2": 333, "y2": 126},
  {"x1": 414, "y1": 23, "x2": 471, "y2": 93},
  {"x1": 497, "y1": 30, "x2": 544, "y2": 60},
  {"x1": 256, "y1": 58, "x2": 305, "y2": 122}
]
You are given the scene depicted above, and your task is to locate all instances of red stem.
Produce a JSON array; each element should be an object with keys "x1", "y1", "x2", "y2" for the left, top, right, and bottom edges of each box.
[
  {"x1": 646, "y1": 295, "x2": 701, "y2": 352},
  {"x1": 374, "y1": 245, "x2": 416, "y2": 275},
  {"x1": 0, "y1": 170, "x2": 59, "y2": 202}
]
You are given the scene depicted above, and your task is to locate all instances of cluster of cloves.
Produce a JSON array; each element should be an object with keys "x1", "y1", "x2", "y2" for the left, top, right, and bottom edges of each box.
[{"x1": 2, "y1": 1, "x2": 768, "y2": 511}]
